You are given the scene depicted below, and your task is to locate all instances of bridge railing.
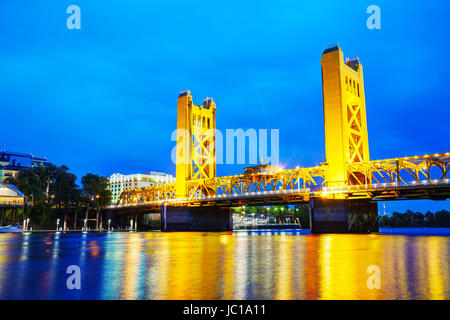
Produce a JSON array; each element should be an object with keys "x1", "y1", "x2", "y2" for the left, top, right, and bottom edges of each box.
[
  {"x1": 114, "y1": 153, "x2": 449, "y2": 207},
  {"x1": 116, "y1": 183, "x2": 176, "y2": 206},
  {"x1": 184, "y1": 165, "x2": 326, "y2": 200},
  {"x1": 347, "y1": 153, "x2": 449, "y2": 187},
  {"x1": 322, "y1": 179, "x2": 450, "y2": 194},
  {"x1": 114, "y1": 166, "x2": 327, "y2": 206}
]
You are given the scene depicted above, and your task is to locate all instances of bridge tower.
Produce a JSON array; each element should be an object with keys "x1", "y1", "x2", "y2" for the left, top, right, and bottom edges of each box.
[
  {"x1": 310, "y1": 45, "x2": 378, "y2": 234},
  {"x1": 321, "y1": 44, "x2": 370, "y2": 187},
  {"x1": 162, "y1": 91, "x2": 231, "y2": 231},
  {"x1": 175, "y1": 91, "x2": 216, "y2": 198}
]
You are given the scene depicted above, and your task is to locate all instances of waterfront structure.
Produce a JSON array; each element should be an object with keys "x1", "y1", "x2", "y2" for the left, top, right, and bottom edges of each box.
[
  {"x1": 0, "y1": 183, "x2": 25, "y2": 228},
  {"x1": 321, "y1": 45, "x2": 370, "y2": 187},
  {"x1": 111, "y1": 44, "x2": 450, "y2": 233},
  {"x1": 0, "y1": 151, "x2": 50, "y2": 182},
  {"x1": 109, "y1": 172, "x2": 175, "y2": 204},
  {"x1": 0, "y1": 183, "x2": 24, "y2": 206},
  {"x1": 175, "y1": 91, "x2": 216, "y2": 199}
]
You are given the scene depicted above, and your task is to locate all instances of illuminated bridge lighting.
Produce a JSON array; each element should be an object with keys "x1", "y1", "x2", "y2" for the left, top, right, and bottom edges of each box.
[{"x1": 112, "y1": 47, "x2": 449, "y2": 210}]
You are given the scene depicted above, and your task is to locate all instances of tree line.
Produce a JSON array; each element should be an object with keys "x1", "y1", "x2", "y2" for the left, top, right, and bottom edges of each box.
[
  {"x1": 3, "y1": 164, "x2": 111, "y2": 229},
  {"x1": 378, "y1": 210, "x2": 450, "y2": 227}
]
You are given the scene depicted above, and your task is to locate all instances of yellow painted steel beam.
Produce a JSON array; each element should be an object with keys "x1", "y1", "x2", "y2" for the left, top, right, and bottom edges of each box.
[
  {"x1": 175, "y1": 91, "x2": 216, "y2": 199},
  {"x1": 321, "y1": 45, "x2": 370, "y2": 188}
]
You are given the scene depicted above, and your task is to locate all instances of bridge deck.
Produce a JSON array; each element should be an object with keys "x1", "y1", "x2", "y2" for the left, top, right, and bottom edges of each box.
[
  {"x1": 111, "y1": 153, "x2": 449, "y2": 212},
  {"x1": 109, "y1": 180, "x2": 450, "y2": 214}
]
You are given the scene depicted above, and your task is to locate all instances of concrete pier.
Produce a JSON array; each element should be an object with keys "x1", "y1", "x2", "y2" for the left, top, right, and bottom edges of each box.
[
  {"x1": 309, "y1": 198, "x2": 378, "y2": 234},
  {"x1": 161, "y1": 205, "x2": 233, "y2": 232}
]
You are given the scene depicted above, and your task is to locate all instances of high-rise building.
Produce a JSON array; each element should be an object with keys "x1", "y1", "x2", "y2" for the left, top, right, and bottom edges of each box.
[
  {"x1": 0, "y1": 150, "x2": 50, "y2": 182},
  {"x1": 109, "y1": 171, "x2": 175, "y2": 204}
]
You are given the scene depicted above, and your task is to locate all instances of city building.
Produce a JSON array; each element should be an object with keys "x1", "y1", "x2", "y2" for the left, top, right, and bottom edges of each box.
[
  {"x1": 0, "y1": 183, "x2": 24, "y2": 206},
  {"x1": 0, "y1": 150, "x2": 50, "y2": 182},
  {"x1": 109, "y1": 171, "x2": 175, "y2": 204}
]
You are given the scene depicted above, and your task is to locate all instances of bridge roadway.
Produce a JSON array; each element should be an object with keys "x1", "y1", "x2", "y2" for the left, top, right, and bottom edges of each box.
[
  {"x1": 107, "y1": 153, "x2": 449, "y2": 232},
  {"x1": 110, "y1": 152, "x2": 450, "y2": 213},
  {"x1": 108, "y1": 179, "x2": 450, "y2": 213},
  {"x1": 109, "y1": 180, "x2": 450, "y2": 214}
]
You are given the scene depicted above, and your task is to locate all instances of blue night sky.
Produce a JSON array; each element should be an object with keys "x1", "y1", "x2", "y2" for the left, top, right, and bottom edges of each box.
[{"x1": 1, "y1": 1, "x2": 449, "y2": 213}]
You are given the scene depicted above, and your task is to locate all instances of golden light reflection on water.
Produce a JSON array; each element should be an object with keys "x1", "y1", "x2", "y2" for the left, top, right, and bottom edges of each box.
[
  {"x1": 130, "y1": 232, "x2": 449, "y2": 300},
  {"x1": 317, "y1": 235, "x2": 384, "y2": 299},
  {"x1": 121, "y1": 233, "x2": 143, "y2": 299},
  {"x1": 0, "y1": 231, "x2": 449, "y2": 300},
  {"x1": 427, "y1": 237, "x2": 447, "y2": 300}
]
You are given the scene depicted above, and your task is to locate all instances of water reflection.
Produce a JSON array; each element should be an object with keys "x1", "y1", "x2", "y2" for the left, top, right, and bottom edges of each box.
[{"x1": 0, "y1": 229, "x2": 448, "y2": 300}]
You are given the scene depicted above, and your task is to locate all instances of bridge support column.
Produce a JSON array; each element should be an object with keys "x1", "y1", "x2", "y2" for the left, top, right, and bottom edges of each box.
[
  {"x1": 309, "y1": 198, "x2": 378, "y2": 234},
  {"x1": 161, "y1": 205, "x2": 233, "y2": 232}
]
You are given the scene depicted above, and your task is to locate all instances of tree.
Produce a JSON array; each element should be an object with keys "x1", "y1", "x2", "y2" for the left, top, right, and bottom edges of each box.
[
  {"x1": 3, "y1": 165, "x2": 113, "y2": 229},
  {"x1": 425, "y1": 211, "x2": 435, "y2": 226},
  {"x1": 412, "y1": 212, "x2": 425, "y2": 226},
  {"x1": 81, "y1": 173, "x2": 111, "y2": 208},
  {"x1": 378, "y1": 215, "x2": 390, "y2": 227},
  {"x1": 5, "y1": 167, "x2": 46, "y2": 204},
  {"x1": 267, "y1": 205, "x2": 289, "y2": 223},
  {"x1": 4, "y1": 164, "x2": 80, "y2": 228},
  {"x1": 51, "y1": 166, "x2": 79, "y2": 209},
  {"x1": 232, "y1": 207, "x2": 241, "y2": 214},
  {"x1": 294, "y1": 204, "x2": 310, "y2": 228},
  {"x1": 435, "y1": 210, "x2": 450, "y2": 227}
]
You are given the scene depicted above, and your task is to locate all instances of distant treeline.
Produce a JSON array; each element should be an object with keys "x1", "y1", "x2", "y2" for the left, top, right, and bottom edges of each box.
[{"x1": 378, "y1": 210, "x2": 450, "y2": 227}]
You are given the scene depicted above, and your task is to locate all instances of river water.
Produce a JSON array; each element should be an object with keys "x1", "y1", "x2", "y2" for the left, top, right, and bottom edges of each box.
[{"x1": 0, "y1": 228, "x2": 449, "y2": 300}]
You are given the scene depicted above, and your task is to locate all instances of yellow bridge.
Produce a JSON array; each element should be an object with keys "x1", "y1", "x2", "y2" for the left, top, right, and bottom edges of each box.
[{"x1": 111, "y1": 45, "x2": 450, "y2": 233}]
